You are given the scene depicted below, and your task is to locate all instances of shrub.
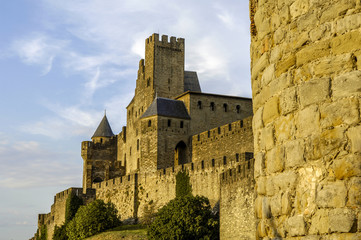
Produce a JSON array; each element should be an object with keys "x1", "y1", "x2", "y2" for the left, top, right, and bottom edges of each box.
[
  {"x1": 175, "y1": 170, "x2": 192, "y2": 197},
  {"x1": 53, "y1": 224, "x2": 67, "y2": 240},
  {"x1": 148, "y1": 195, "x2": 219, "y2": 240},
  {"x1": 65, "y1": 192, "x2": 83, "y2": 223},
  {"x1": 66, "y1": 199, "x2": 120, "y2": 240}
]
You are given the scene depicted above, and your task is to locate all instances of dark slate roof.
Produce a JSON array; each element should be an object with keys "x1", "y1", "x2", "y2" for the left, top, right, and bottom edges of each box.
[
  {"x1": 184, "y1": 71, "x2": 201, "y2": 92},
  {"x1": 141, "y1": 97, "x2": 191, "y2": 119},
  {"x1": 92, "y1": 115, "x2": 114, "y2": 138}
]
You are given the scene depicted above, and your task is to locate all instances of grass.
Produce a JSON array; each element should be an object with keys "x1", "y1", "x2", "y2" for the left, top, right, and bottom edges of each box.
[{"x1": 85, "y1": 224, "x2": 148, "y2": 240}]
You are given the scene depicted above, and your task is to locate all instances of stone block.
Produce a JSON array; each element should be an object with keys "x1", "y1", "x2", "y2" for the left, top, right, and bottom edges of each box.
[
  {"x1": 273, "y1": 171, "x2": 298, "y2": 192},
  {"x1": 254, "y1": 152, "x2": 265, "y2": 178},
  {"x1": 290, "y1": 0, "x2": 309, "y2": 19},
  {"x1": 281, "y1": 192, "x2": 292, "y2": 215},
  {"x1": 296, "y1": 105, "x2": 320, "y2": 138},
  {"x1": 287, "y1": 215, "x2": 306, "y2": 236},
  {"x1": 297, "y1": 12, "x2": 317, "y2": 32},
  {"x1": 263, "y1": 96, "x2": 280, "y2": 125},
  {"x1": 285, "y1": 139, "x2": 305, "y2": 169},
  {"x1": 320, "y1": 98, "x2": 359, "y2": 128},
  {"x1": 331, "y1": 30, "x2": 361, "y2": 55},
  {"x1": 270, "y1": 45, "x2": 282, "y2": 64},
  {"x1": 313, "y1": 53, "x2": 354, "y2": 77},
  {"x1": 310, "y1": 23, "x2": 331, "y2": 42},
  {"x1": 329, "y1": 208, "x2": 355, "y2": 233},
  {"x1": 316, "y1": 182, "x2": 347, "y2": 208},
  {"x1": 347, "y1": 177, "x2": 361, "y2": 207},
  {"x1": 275, "y1": 114, "x2": 296, "y2": 142},
  {"x1": 279, "y1": 5, "x2": 290, "y2": 24},
  {"x1": 280, "y1": 87, "x2": 297, "y2": 115},
  {"x1": 309, "y1": 209, "x2": 329, "y2": 235},
  {"x1": 252, "y1": 52, "x2": 269, "y2": 80},
  {"x1": 274, "y1": 27, "x2": 286, "y2": 44},
  {"x1": 346, "y1": 125, "x2": 361, "y2": 153},
  {"x1": 262, "y1": 64, "x2": 275, "y2": 86},
  {"x1": 270, "y1": 193, "x2": 282, "y2": 217},
  {"x1": 336, "y1": 12, "x2": 361, "y2": 34},
  {"x1": 257, "y1": 176, "x2": 267, "y2": 195},
  {"x1": 299, "y1": 78, "x2": 330, "y2": 108},
  {"x1": 260, "y1": 124, "x2": 274, "y2": 151},
  {"x1": 266, "y1": 176, "x2": 276, "y2": 196},
  {"x1": 266, "y1": 146, "x2": 284, "y2": 174},
  {"x1": 296, "y1": 40, "x2": 330, "y2": 66},
  {"x1": 333, "y1": 155, "x2": 361, "y2": 180},
  {"x1": 333, "y1": 71, "x2": 361, "y2": 98},
  {"x1": 253, "y1": 106, "x2": 264, "y2": 131},
  {"x1": 275, "y1": 54, "x2": 296, "y2": 77},
  {"x1": 320, "y1": 0, "x2": 356, "y2": 24}
]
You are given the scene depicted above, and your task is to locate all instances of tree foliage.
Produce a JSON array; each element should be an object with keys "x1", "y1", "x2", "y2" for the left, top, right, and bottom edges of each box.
[
  {"x1": 147, "y1": 195, "x2": 219, "y2": 240},
  {"x1": 66, "y1": 199, "x2": 121, "y2": 240},
  {"x1": 65, "y1": 192, "x2": 83, "y2": 223},
  {"x1": 175, "y1": 170, "x2": 192, "y2": 198},
  {"x1": 53, "y1": 224, "x2": 67, "y2": 240}
]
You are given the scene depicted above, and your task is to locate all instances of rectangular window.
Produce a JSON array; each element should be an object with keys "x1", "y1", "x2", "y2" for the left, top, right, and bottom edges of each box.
[
  {"x1": 137, "y1": 139, "x2": 139, "y2": 151},
  {"x1": 180, "y1": 121, "x2": 184, "y2": 128},
  {"x1": 168, "y1": 119, "x2": 171, "y2": 127}
]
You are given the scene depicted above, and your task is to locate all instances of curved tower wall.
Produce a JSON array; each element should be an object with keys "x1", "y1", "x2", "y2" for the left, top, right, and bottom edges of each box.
[{"x1": 250, "y1": 0, "x2": 361, "y2": 238}]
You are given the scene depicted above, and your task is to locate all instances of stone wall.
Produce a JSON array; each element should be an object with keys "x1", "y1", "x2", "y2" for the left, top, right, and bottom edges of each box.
[
  {"x1": 192, "y1": 117, "x2": 253, "y2": 162},
  {"x1": 37, "y1": 188, "x2": 95, "y2": 240},
  {"x1": 250, "y1": 0, "x2": 361, "y2": 238},
  {"x1": 220, "y1": 159, "x2": 256, "y2": 240}
]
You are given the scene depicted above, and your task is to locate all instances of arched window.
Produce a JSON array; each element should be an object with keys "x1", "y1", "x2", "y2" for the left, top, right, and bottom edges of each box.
[
  {"x1": 223, "y1": 103, "x2": 228, "y2": 112},
  {"x1": 93, "y1": 177, "x2": 103, "y2": 183},
  {"x1": 236, "y1": 105, "x2": 241, "y2": 113},
  {"x1": 197, "y1": 101, "x2": 202, "y2": 109},
  {"x1": 210, "y1": 102, "x2": 215, "y2": 111},
  {"x1": 174, "y1": 141, "x2": 188, "y2": 165}
]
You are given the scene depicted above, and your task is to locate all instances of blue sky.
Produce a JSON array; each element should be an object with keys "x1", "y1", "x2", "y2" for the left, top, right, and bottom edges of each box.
[{"x1": 0, "y1": 1, "x2": 251, "y2": 239}]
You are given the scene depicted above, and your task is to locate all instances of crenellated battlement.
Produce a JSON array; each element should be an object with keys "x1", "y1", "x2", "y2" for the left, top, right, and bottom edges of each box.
[
  {"x1": 193, "y1": 117, "x2": 252, "y2": 144},
  {"x1": 145, "y1": 33, "x2": 184, "y2": 50},
  {"x1": 220, "y1": 158, "x2": 254, "y2": 185},
  {"x1": 92, "y1": 173, "x2": 138, "y2": 190},
  {"x1": 54, "y1": 187, "x2": 83, "y2": 203}
]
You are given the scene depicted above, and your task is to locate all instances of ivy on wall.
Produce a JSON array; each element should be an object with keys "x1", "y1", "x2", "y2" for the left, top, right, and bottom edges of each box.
[{"x1": 176, "y1": 170, "x2": 192, "y2": 198}]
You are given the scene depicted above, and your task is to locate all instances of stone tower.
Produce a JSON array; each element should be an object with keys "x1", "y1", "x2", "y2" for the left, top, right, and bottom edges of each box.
[{"x1": 250, "y1": 0, "x2": 361, "y2": 238}]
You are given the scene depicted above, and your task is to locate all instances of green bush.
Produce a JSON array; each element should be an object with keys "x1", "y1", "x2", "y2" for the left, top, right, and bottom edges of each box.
[
  {"x1": 147, "y1": 195, "x2": 219, "y2": 240},
  {"x1": 66, "y1": 199, "x2": 121, "y2": 240},
  {"x1": 65, "y1": 192, "x2": 83, "y2": 223},
  {"x1": 53, "y1": 224, "x2": 67, "y2": 240},
  {"x1": 175, "y1": 170, "x2": 192, "y2": 197}
]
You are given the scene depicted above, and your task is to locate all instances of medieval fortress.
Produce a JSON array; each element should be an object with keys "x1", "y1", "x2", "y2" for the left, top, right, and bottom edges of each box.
[{"x1": 35, "y1": 1, "x2": 360, "y2": 239}]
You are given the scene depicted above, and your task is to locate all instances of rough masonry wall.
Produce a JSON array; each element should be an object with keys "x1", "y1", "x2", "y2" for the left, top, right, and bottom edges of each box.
[
  {"x1": 220, "y1": 160, "x2": 255, "y2": 240},
  {"x1": 192, "y1": 117, "x2": 253, "y2": 162},
  {"x1": 251, "y1": 0, "x2": 361, "y2": 238}
]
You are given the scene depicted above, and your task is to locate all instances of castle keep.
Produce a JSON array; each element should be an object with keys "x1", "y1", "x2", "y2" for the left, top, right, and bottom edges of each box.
[{"x1": 35, "y1": 33, "x2": 255, "y2": 240}]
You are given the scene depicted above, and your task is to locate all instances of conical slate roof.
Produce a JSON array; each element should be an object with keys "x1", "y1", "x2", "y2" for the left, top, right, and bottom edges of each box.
[
  {"x1": 141, "y1": 97, "x2": 191, "y2": 119},
  {"x1": 92, "y1": 114, "x2": 114, "y2": 138}
]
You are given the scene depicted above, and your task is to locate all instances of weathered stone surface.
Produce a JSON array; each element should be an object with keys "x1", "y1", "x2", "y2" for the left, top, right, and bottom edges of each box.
[
  {"x1": 273, "y1": 171, "x2": 298, "y2": 192},
  {"x1": 320, "y1": 98, "x2": 359, "y2": 128},
  {"x1": 280, "y1": 87, "x2": 297, "y2": 115},
  {"x1": 285, "y1": 139, "x2": 304, "y2": 169},
  {"x1": 313, "y1": 53, "x2": 354, "y2": 77},
  {"x1": 260, "y1": 124, "x2": 274, "y2": 151},
  {"x1": 252, "y1": 53, "x2": 270, "y2": 80},
  {"x1": 329, "y1": 208, "x2": 355, "y2": 233},
  {"x1": 309, "y1": 209, "x2": 329, "y2": 235},
  {"x1": 331, "y1": 30, "x2": 361, "y2": 55},
  {"x1": 299, "y1": 78, "x2": 330, "y2": 108},
  {"x1": 266, "y1": 146, "x2": 284, "y2": 174},
  {"x1": 262, "y1": 64, "x2": 275, "y2": 86},
  {"x1": 347, "y1": 177, "x2": 361, "y2": 207},
  {"x1": 254, "y1": 152, "x2": 265, "y2": 178},
  {"x1": 276, "y1": 54, "x2": 296, "y2": 77},
  {"x1": 296, "y1": 40, "x2": 330, "y2": 66},
  {"x1": 296, "y1": 105, "x2": 320, "y2": 138},
  {"x1": 287, "y1": 215, "x2": 306, "y2": 236},
  {"x1": 270, "y1": 193, "x2": 282, "y2": 217},
  {"x1": 274, "y1": 114, "x2": 296, "y2": 142},
  {"x1": 253, "y1": 106, "x2": 264, "y2": 131},
  {"x1": 263, "y1": 96, "x2": 280, "y2": 125},
  {"x1": 333, "y1": 71, "x2": 361, "y2": 98},
  {"x1": 320, "y1": 0, "x2": 356, "y2": 24},
  {"x1": 316, "y1": 182, "x2": 347, "y2": 208},
  {"x1": 290, "y1": 0, "x2": 309, "y2": 19},
  {"x1": 336, "y1": 12, "x2": 361, "y2": 34},
  {"x1": 333, "y1": 155, "x2": 361, "y2": 180},
  {"x1": 346, "y1": 125, "x2": 361, "y2": 153}
]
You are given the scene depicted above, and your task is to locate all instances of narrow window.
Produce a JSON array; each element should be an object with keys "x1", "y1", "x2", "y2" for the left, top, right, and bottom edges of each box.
[
  {"x1": 180, "y1": 121, "x2": 184, "y2": 128},
  {"x1": 236, "y1": 105, "x2": 241, "y2": 113},
  {"x1": 240, "y1": 120, "x2": 244, "y2": 128},
  {"x1": 100, "y1": 138, "x2": 103, "y2": 143},
  {"x1": 147, "y1": 78, "x2": 150, "y2": 87},
  {"x1": 197, "y1": 135, "x2": 200, "y2": 141},
  {"x1": 210, "y1": 102, "x2": 215, "y2": 111},
  {"x1": 223, "y1": 103, "x2": 228, "y2": 112},
  {"x1": 168, "y1": 119, "x2": 171, "y2": 127},
  {"x1": 208, "y1": 131, "x2": 210, "y2": 138},
  {"x1": 197, "y1": 101, "x2": 202, "y2": 109},
  {"x1": 201, "y1": 160, "x2": 204, "y2": 169},
  {"x1": 218, "y1": 127, "x2": 221, "y2": 134},
  {"x1": 130, "y1": 147, "x2": 132, "y2": 156},
  {"x1": 223, "y1": 156, "x2": 227, "y2": 165},
  {"x1": 212, "y1": 159, "x2": 215, "y2": 167},
  {"x1": 137, "y1": 139, "x2": 139, "y2": 150},
  {"x1": 148, "y1": 120, "x2": 151, "y2": 127},
  {"x1": 229, "y1": 124, "x2": 232, "y2": 131},
  {"x1": 236, "y1": 153, "x2": 239, "y2": 162}
]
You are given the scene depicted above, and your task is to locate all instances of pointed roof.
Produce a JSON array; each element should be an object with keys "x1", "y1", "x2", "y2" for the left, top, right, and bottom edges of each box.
[
  {"x1": 184, "y1": 71, "x2": 201, "y2": 92},
  {"x1": 92, "y1": 114, "x2": 114, "y2": 138},
  {"x1": 141, "y1": 97, "x2": 191, "y2": 119}
]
